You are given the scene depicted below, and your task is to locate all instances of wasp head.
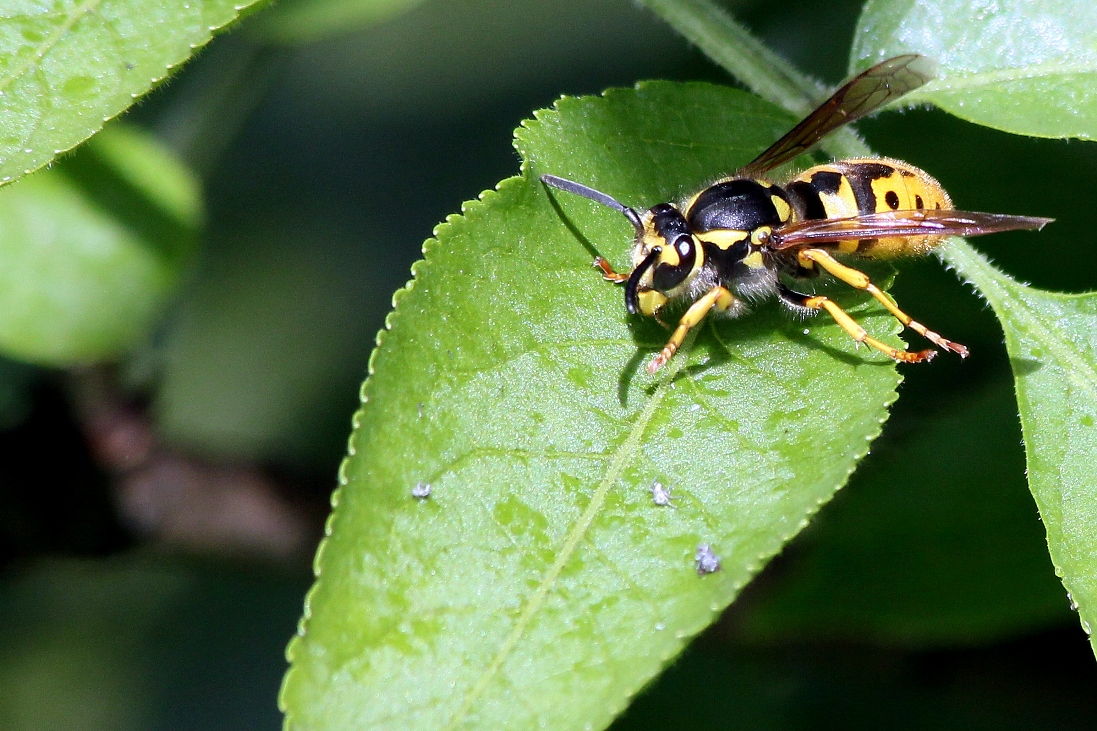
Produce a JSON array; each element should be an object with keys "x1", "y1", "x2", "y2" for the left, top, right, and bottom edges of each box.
[{"x1": 627, "y1": 204, "x2": 702, "y2": 316}]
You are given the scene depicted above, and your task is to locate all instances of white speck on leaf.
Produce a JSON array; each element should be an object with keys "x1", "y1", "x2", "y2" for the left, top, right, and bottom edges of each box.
[
  {"x1": 650, "y1": 481, "x2": 675, "y2": 507},
  {"x1": 695, "y1": 544, "x2": 721, "y2": 575}
]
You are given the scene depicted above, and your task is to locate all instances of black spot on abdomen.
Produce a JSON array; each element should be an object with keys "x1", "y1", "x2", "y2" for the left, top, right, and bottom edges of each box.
[
  {"x1": 844, "y1": 163, "x2": 895, "y2": 215},
  {"x1": 885, "y1": 190, "x2": 900, "y2": 210}
]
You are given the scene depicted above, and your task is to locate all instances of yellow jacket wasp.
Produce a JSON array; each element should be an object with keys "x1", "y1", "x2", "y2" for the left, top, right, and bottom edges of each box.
[{"x1": 541, "y1": 55, "x2": 1051, "y2": 374}]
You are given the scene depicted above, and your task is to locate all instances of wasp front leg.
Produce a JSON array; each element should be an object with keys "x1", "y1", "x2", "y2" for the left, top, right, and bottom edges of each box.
[
  {"x1": 593, "y1": 256, "x2": 630, "y2": 283},
  {"x1": 648, "y1": 286, "x2": 737, "y2": 374},
  {"x1": 797, "y1": 248, "x2": 969, "y2": 358}
]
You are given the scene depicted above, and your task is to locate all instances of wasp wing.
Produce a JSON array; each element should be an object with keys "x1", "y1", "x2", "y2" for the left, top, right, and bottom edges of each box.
[
  {"x1": 737, "y1": 55, "x2": 935, "y2": 179},
  {"x1": 770, "y1": 209, "x2": 1053, "y2": 249}
]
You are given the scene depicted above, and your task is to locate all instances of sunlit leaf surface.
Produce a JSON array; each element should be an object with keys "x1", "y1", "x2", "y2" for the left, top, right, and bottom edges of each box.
[
  {"x1": 281, "y1": 83, "x2": 912, "y2": 730},
  {"x1": 0, "y1": 0, "x2": 264, "y2": 185},
  {"x1": 853, "y1": 0, "x2": 1097, "y2": 140}
]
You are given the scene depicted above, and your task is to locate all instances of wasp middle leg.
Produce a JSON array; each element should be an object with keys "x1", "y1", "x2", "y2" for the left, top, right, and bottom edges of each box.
[{"x1": 796, "y1": 248, "x2": 969, "y2": 358}]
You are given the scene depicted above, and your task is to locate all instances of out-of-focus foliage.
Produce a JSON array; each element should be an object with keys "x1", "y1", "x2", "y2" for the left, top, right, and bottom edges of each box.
[
  {"x1": 0, "y1": 556, "x2": 307, "y2": 731},
  {"x1": 853, "y1": 0, "x2": 1097, "y2": 140},
  {"x1": 0, "y1": 124, "x2": 200, "y2": 364},
  {"x1": 250, "y1": 0, "x2": 429, "y2": 44}
]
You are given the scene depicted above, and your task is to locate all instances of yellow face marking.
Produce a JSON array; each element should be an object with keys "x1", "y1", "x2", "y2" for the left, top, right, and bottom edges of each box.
[
  {"x1": 743, "y1": 251, "x2": 764, "y2": 269},
  {"x1": 699, "y1": 229, "x2": 748, "y2": 250},
  {"x1": 637, "y1": 289, "x2": 667, "y2": 317},
  {"x1": 750, "y1": 226, "x2": 772, "y2": 246},
  {"x1": 658, "y1": 244, "x2": 680, "y2": 267},
  {"x1": 770, "y1": 194, "x2": 791, "y2": 222}
]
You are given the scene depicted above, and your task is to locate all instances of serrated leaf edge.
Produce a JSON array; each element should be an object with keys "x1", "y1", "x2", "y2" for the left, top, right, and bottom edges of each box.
[
  {"x1": 0, "y1": 0, "x2": 259, "y2": 185},
  {"x1": 282, "y1": 84, "x2": 907, "y2": 729}
]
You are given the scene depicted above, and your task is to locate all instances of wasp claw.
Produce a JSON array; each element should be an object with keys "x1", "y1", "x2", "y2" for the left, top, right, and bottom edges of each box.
[{"x1": 647, "y1": 349, "x2": 673, "y2": 374}]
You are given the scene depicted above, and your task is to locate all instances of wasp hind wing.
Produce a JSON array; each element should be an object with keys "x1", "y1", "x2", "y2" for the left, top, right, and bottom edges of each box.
[{"x1": 737, "y1": 55, "x2": 936, "y2": 179}]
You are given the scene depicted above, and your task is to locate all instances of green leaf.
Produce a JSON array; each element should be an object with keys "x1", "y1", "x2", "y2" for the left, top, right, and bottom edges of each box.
[
  {"x1": 282, "y1": 82, "x2": 909, "y2": 730},
  {"x1": 939, "y1": 241, "x2": 1097, "y2": 655},
  {"x1": 0, "y1": 123, "x2": 201, "y2": 364},
  {"x1": 852, "y1": 0, "x2": 1097, "y2": 140},
  {"x1": 250, "y1": 0, "x2": 428, "y2": 45},
  {"x1": 735, "y1": 372, "x2": 1070, "y2": 646},
  {"x1": 0, "y1": 0, "x2": 265, "y2": 185},
  {"x1": 0, "y1": 554, "x2": 308, "y2": 731}
]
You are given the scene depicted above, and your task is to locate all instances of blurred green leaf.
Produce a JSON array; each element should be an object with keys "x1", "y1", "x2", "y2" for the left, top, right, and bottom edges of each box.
[
  {"x1": 84, "y1": 123, "x2": 203, "y2": 230},
  {"x1": 939, "y1": 242, "x2": 1097, "y2": 656},
  {"x1": 852, "y1": 0, "x2": 1097, "y2": 140},
  {"x1": 281, "y1": 82, "x2": 909, "y2": 731},
  {"x1": 0, "y1": 123, "x2": 201, "y2": 365},
  {"x1": 734, "y1": 372, "x2": 1070, "y2": 646},
  {"x1": 0, "y1": 554, "x2": 307, "y2": 731},
  {"x1": 0, "y1": 0, "x2": 265, "y2": 186},
  {"x1": 155, "y1": 218, "x2": 384, "y2": 466},
  {"x1": 251, "y1": 0, "x2": 428, "y2": 45}
]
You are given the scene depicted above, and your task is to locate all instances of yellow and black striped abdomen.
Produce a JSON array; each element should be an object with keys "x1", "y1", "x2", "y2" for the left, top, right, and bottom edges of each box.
[{"x1": 786, "y1": 157, "x2": 953, "y2": 258}]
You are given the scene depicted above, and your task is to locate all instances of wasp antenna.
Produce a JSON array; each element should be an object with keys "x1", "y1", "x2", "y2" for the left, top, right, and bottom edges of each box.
[{"x1": 540, "y1": 174, "x2": 644, "y2": 236}]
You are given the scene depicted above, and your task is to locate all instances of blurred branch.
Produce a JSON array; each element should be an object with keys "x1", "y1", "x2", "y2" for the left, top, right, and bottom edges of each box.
[{"x1": 69, "y1": 368, "x2": 314, "y2": 561}]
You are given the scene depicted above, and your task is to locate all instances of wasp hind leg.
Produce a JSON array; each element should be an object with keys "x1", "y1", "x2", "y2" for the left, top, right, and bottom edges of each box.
[
  {"x1": 797, "y1": 248, "x2": 969, "y2": 358},
  {"x1": 648, "y1": 286, "x2": 737, "y2": 374},
  {"x1": 779, "y1": 283, "x2": 935, "y2": 363}
]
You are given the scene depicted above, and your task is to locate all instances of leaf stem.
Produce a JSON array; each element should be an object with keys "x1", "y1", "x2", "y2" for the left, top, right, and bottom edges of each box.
[
  {"x1": 638, "y1": 0, "x2": 821, "y2": 116},
  {"x1": 637, "y1": 0, "x2": 871, "y2": 160}
]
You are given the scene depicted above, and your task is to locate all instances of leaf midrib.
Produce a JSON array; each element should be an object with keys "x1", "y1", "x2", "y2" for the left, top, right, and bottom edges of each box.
[{"x1": 439, "y1": 343, "x2": 684, "y2": 730}]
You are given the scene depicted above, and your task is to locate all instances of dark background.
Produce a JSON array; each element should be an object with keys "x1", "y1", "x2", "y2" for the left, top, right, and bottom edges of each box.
[{"x1": 1, "y1": 0, "x2": 1095, "y2": 728}]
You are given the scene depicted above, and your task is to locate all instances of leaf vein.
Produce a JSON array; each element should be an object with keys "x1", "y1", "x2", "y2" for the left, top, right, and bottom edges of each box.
[
  {"x1": 421, "y1": 447, "x2": 612, "y2": 486},
  {"x1": 440, "y1": 345, "x2": 688, "y2": 730},
  {"x1": 0, "y1": 0, "x2": 106, "y2": 96}
]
